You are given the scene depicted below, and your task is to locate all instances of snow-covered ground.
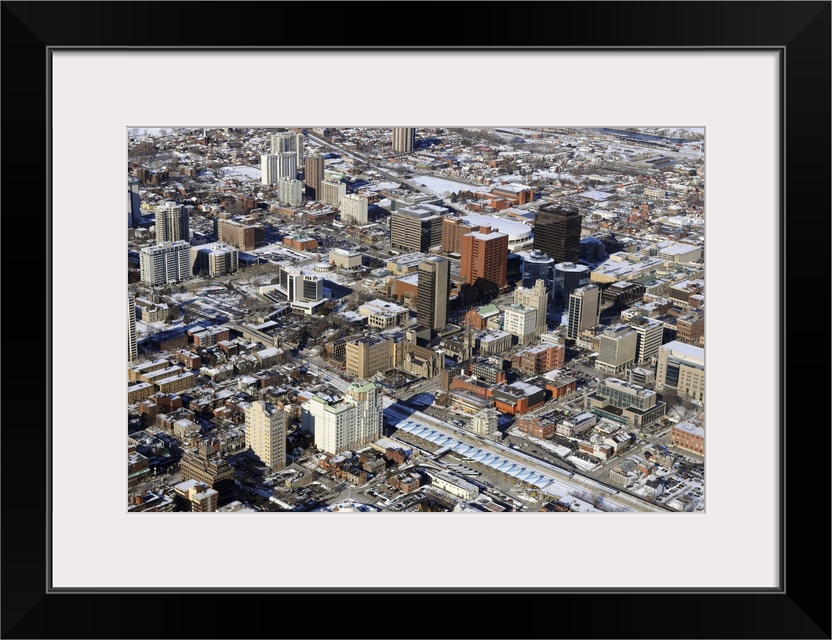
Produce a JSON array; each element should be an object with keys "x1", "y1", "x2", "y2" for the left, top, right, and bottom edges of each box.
[
  {"x1": 412, "y1": 175, "x2": 491, "y2": 196},
  {"x1": 220, "y1": 166, "x2": 262, "y2": 181},
  {"x1": 566, "y1": 455, "x2": 599, "y2": 472}
]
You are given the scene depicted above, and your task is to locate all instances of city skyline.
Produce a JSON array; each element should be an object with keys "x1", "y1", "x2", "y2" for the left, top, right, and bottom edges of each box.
[{"x1": 128, "y1": 126, "x2": 705, "y2": 513}]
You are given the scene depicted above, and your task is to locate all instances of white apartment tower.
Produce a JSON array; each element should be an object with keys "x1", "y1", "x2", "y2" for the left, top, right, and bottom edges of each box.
[
  {"x1": 503, "y1": 304, "x2": 538, "y2": 345},
  {"x1": 140, "y1": 241, "x2": 192, "y2": 286},
  {"x1": 514, "y1": 279, "x2": 548, "y2": 338},
  {"x1": 320, "y1": 179, "x2": 346, "y2": 206},
  {"x1": 307, "y1": 381, "x2": 383, "y2": 455},
  {"x1": 630, "y1": 316, "x2": 664, "y2": 365},
  {"x1": 261, "y1": 152, "x2": 298, "y2": 184},
  {"x1": 277, "y1": 177, "x2": 304, "y2": 206},
  {"x1": 154, "y1": 201, "x2": 190, "y2": 243},
  {"x1": 244, "y1": 400, "x2": 287, "y2": 471},
  {"x1": 567, "y1": 284, "x2": 601, "y2": 340},
  {"x1": 270, "y1": 132, "x2": 296, "y2": 154},
  {"x1": 345, "y1": 381, "x2": 384, "y2": 449},
  {"x1": 340, "y1": 193, "x2": 369, "y2": 225},
  {"x1": 128, "y1": 293, "x2": 138, "y2": 363}
]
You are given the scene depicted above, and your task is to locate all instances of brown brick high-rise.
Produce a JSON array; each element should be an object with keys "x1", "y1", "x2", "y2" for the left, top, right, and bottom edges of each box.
[{"x1": 460, "y1": 226, "x2": 509, "y2": 291}]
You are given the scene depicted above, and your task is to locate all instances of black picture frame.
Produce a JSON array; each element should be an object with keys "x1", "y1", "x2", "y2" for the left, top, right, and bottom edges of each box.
[{"x1": 2, "y1": 2, "x2": 829, "y2": 638}]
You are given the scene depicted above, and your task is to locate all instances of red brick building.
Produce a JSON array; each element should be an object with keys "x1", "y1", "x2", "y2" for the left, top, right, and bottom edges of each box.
[
  {"x1": 511, "y1": 344, "x2": 566, "y2": 375},
  {"x1": 460, "y1": 226, "x2": 509, "y2": 291},
  {"x1": 671, "y1": 421, "x2": 704, "y2": 456}
]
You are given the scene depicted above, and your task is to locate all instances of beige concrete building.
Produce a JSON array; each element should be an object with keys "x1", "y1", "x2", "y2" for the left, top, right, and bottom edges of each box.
[
  {"x1": 476, "y1": 330, "x2": 513, "y2": 356},
  {"x1": 127, "y1": 382, "x2": 153, "y2": 404},
  {"x1": 191, "y1": 243, "x2": 239, "y2": 277},
  {"x1": 567, "y1": 284, "x2": 601, "y2": 340},
  {"x1": 154, "y1": 371, "x2": 197, "y2": 394},
  {"x1": 513, "y1": 279, "x2": 548, "y2": 338},
  {"x1": 320, "y1": 179, "x2": 346, "y2": 206},
  {"x1": 340, "y1": 193, "x2": 369, "y2": 225},
  {"x1": 245, "y1": 400, "x2": 287, "y2": 471},
  {"x1": 154, "y1": 200, "x2": 190, "y2": 243},
  {"x1": 596, "y1": 324, "x2": 638, "y2": 375},
  {"x1": 329, "y1": 247, "x2": 362, "y2": 270},
  {"x1": 471, "y1": 408, "x2": 499, "y2": 437},
  {"x1": 503, "y1": 304, "x2": 538, "y2": 345},
  {"x1": 358, "y1": 299, "x2": 410, "y2": 329},
  {"x1": 656, "y1": 341, "x2": 705, "y2": 403},
  {"x1": 345, "y1": 335, "x2": 398, "y2": 378},
  {"x1": 173, "y1": 479, "x2": 219, "y2": 512},
  {"x1": 277, "y1": 177, "x2": 304, "y2": 206}
]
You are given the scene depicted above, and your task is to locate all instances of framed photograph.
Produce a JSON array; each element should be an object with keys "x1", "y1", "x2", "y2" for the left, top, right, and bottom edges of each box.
[{"x1": 3, "y1": 1, "x2": 829, "y2": 638}]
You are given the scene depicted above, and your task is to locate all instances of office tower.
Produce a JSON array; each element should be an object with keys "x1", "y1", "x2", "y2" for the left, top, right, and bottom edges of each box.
[
  {"x1": 390, "y1": 206, "x2": 444, "y2": 253},
  {"x1": 261, "y1": 152, "x2": 297, "y2": 184},
  {"x1": 345, "y1": 335, "x2": 396, "y2": 378},
  {"x1": 553, "y1": 261, "x2": 591, "y2": 306},
  {"x1": 460, "y1": 226, "x2": 509, "y2": 290},
  {"x1": 217, "y1": 218, "x2": 265, "y2": 251},
  {"x1": 392, "y1": 127, "x2": 416, "y2": 153},
  {"x1": 245, "y1": 400, "x2": 287, "y2": 471},
  {"x1": 309, "y1": 381, "x2": 383, "y2": 455},
  {"x1": 139, "y1": 240, "x2": 192, "y2": 285},
  {"x1": 128, "y1": 177, "x2": 141, "y2": 228},
  {"x1": 128, "y1": 293, "x2": 138, "y2": 363},
  {"x1": 179, "y1": 444, "x2": 235, "y2": 505},
  {"x1": 295, "y1": 133, "x2": 305, "y2": 167},
  {"x1": 567, "y1": 284, "x2": 601, "y2": 340},
  {"x1": 503, "y1": 304, "x2": 538, "y2": 345},
  {"x1": 442, "y1": 216, "x2": 475, "y2": 254},
  {"x1": 533, "y1": 203, "x2": 582, "y2": 263},
  {"x1": 320, "y1": 179, "x2": 346, "y2": 206},
  {"x1": 190, "y1": 243, "x2": 239, "y2": 277},
  {"x1": 270, "y1": 131, "x2": 296, "y2": 154},
  {"x1": 656, "y1": 341, "x2": 705, "y2": 402},
  {"x1": 277, "y1": 177, "x2": 304, "y2": 206},
  {"x1": 628, "y1": 316, "x2": 664, "y2": 365},
  {"x1": 596, "y1": 324, "x2": 638, "y2": 375},
  {"x1": 514, "y1": 280, "x2": 548, "y2": 338},
  {"x1": 522, "y1": 249, "x2": 555, "y2": 290},
  {"x1": 417, "y1": 257, "x2": 449, "y2": 330},
  {"x1": 271, "y1": 263, "x2": 326, "y2": 314},
  {"x1": 304, "y1": 154, "x2": 325, "y2": 200},
  {"x1": 341, "y1": 193, "x2": 369, "y2": 224},
  {"x1": 154, "y1": 200, "x2": 190, "y2": 243}
]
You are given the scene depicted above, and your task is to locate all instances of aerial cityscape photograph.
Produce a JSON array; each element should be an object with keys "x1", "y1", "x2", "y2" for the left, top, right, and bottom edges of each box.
[{"x1": 127, "y1": 126, "x2": 705, "y2": 514}]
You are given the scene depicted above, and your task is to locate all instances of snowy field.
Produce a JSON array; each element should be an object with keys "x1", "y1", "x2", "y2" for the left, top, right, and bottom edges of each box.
[
  {"x1": 412, "y1": 175, "x2": 491, "y2": 196},
  {"x1": 220, "y1": 166, "x2": 262, "y2": 181}
]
